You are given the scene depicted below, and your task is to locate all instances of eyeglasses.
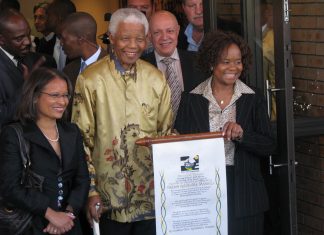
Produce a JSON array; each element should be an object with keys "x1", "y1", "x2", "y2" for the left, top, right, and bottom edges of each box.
[{"x1": 40, "y1": 91, "x2": 71, "y2": 100}]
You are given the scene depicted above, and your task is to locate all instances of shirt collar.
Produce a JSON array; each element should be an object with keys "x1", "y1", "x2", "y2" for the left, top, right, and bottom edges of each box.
[
  {"x1": 81, "y1": 46, "x2": 101, "y2": 66},
  {"x1": 44, "y1": 32, "x2": 55, "y2": 41},
  {"x1": 109, "y1": 47, "x2": 137, "y2": 80},
  {"x1": 0, "y1": 46, "x2": 17, "y2": 66},
  {"x1": 155, "y1": 48, "x2": 179, "y2": 62},
  {"x1": 184, "y1": 23, "x2": 203, "y2": 49},
  {"x1": 191, "y1": 77, "x2": 255, "y2": 98},
  {"x1": 184, "y1": 23, "x2": 193, "y2": 38}
]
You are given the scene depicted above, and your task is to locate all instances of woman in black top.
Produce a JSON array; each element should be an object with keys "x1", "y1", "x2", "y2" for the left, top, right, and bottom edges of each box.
[{"x1": 0, "y1": 68, "x2": 89, "y2": 234}]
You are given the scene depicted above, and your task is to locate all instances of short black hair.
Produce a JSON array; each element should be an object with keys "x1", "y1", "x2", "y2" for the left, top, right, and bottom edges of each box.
[
  {"x1": 61, "y1": 12, "x2": 97, "y2": 42},
  {"x1": 0, "y1": 8, "x2": 24, "y2": 34},
  {"x1": 16, "y1": 67, "x2": 72, "y2": 123}
]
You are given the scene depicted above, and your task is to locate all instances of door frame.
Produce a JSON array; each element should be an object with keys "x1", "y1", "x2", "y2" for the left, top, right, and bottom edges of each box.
[{"x1": 272, "y1": 0, "x2": 297, "y2": 233}]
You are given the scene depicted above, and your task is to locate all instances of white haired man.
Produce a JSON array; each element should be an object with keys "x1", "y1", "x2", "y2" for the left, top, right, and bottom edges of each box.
[{"x1": 72, "y1": 8, "x2": 172, "y2": 235}]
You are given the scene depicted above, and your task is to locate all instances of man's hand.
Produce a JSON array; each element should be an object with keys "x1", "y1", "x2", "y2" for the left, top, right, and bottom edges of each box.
[{"x1": 23, "y1": 55, "x2": 46, "y2": 80}]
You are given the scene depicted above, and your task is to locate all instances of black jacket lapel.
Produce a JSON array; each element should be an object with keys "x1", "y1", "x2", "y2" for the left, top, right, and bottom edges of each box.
[
  {"x1": 236, "y1": 94, "x2": 253, "y2": 127},
  {"x1": 57, "y1": 123, "x2": 76, "y2": 170},
  {"x1": 23, "y1": 122, "x2": 55, "y2": 154}
]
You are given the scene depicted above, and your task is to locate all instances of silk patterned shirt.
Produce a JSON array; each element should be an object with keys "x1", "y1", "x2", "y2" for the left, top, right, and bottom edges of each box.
[{"x1": 72, "y1": 55, "x2": 172, "y2": 222}]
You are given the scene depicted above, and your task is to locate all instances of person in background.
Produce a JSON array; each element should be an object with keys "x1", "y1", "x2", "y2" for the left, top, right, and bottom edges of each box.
[
  {"x1": 177, "y1": 0, "x2": 242, "y2": 51},
  {"x1": 61, "y1": 12, "x2": 107, "y2": 91},
  {"x1": 0, "y1": 67, "x2": 89, "y2": 234},
  {"x1": 175, "y1": 30, "x2": 276, "y2": 235},
  {"x1": 126, "y1": 0, "x2": 155, "y2": 55},
  {"x1": 261, "y1": 0, "x2": 276, "y2": 120},
  {"x1": 34, "y1": 1, "x2": 56, "y2": 56},
  {"x1": 61, "y1": 11, "x2": 107, "y2": 121},
  {"x1": 72, "y1": 8, "x2": 172, "y2": 235},
  {"x1": 178, "y1": 0, "x2": 203, "y2": 52},
  {"x1": 0, "y1": 9, "x2": 56, "y2": 130},
  {"x1": 127, "y1": 0, "x2": 155, "y2": 20},
  {"x1": 143, "y1": 10, "x2": 206, "y2": 124},
  {"x1": 46, "y1": 0, "x2": 76, "y2": 71}
]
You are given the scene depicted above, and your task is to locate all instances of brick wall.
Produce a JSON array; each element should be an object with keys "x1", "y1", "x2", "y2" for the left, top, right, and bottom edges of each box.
[
  {"x1": 291, "y1": 1, "x2": 324, "y2": 117},
  {"x1": 291, "y1": 1, "x2": 324, "y2": 234}
]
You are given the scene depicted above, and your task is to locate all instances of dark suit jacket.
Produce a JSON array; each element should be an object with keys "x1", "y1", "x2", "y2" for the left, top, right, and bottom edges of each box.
[
  {"x1": 175, "y1": 89, "x2": 276, "y2": 217},
  {"x1": 0, "y1": 50, "x2": 57, "y2": 129},
  {"x1": 63, "y1": 49, "x2": 108, "y2": 90},
  {"x1": 142, "y1": 49, "x2": 206, "y2": 92},
  {"x1": 36, "y1": 34, "x2": 56, "y2": 56},
  {"x1": 0, "y1": 49, "x2": 23, "y2": 129},
  {"x1": 177, "y1": 27, "x2": 189, "y2": 51},
  {"x1": 0, "y1": 121, "x2": 89, "y2": 233},
  {"x1": 23, "y1": 52, "x2": 57, "y2": 70}
]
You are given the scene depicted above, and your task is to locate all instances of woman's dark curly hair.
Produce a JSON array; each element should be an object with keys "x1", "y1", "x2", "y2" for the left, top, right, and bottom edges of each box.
[{"x1": 198, "y1": 30, "x2": 252, "y2": 81}]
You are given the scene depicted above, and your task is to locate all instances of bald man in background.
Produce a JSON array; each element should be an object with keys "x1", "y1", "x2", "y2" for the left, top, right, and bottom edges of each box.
[{"x1": 143, "y1": 10, "x2": 205, "y2": 122}]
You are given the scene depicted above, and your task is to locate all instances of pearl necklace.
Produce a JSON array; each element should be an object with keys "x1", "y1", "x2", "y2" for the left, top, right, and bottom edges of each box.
[{"x1": 41, "y1": 124, "x2": 59, "y2": 142}]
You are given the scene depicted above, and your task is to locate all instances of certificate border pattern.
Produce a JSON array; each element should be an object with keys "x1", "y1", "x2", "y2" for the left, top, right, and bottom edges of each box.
[
  {"x1": 215, "y1": 168, "x2": 221, "y2": 235},
  {"x1": 160, "y1": 171, "x2": 168, "y2": 235}
]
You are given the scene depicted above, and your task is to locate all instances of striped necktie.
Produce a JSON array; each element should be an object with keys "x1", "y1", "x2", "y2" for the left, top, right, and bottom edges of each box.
[{"x1": 161, "y1": 57, "x2": 182, "y2": 122}]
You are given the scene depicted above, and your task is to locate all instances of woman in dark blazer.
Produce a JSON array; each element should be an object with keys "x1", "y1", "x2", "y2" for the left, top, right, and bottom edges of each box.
[
  {"x1": 0, "y1": 68, "x2": 89, "y2": 234},
  {"x1": 175, "y1": 31, "x2": 276, "y2": 235}
]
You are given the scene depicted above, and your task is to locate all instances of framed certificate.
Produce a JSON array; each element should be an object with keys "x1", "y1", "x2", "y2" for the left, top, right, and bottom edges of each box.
[{"x1": 142, "y1": 133, "x2": 228, "y2": 235}]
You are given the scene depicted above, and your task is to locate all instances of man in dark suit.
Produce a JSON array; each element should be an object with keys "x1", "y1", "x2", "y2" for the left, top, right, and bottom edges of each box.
[
  {"x1": 61, "y1": 12, "x2": 107, "y2": 89},
  {"x1": 177, "y1": 0, "x2": 242, "y2": 51},
  {"x1": 0, "y1": 9, "x2": 55, "y2": 129},
  {"x1": 61, "y1": 12, "x2": 107, "y2": 120},
  {"x1": 46, "y1": 0, "x2": 76, "y2": 71},
  {"x1": 143, "y1": 10, "x2": 205, "y2": 121},
  {"x1": 33, "y1": 2, "x2": 56, "y2": 56}
]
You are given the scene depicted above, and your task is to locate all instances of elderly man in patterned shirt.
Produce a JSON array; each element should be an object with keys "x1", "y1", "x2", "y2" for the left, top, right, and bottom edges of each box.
[{"x1": 72, "y1": 8, "x2": 172, "y2": 235}]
